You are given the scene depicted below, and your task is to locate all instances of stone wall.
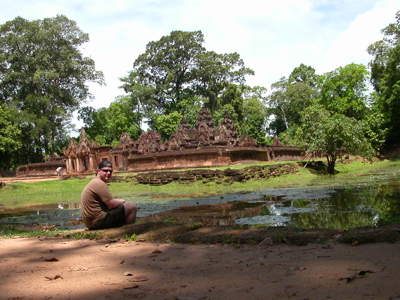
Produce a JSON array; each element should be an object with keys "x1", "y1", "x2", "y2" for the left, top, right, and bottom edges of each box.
[
  {"x1": 126, "y1": 146, "x2": 304, "y2": 172},
  {"x1": 16, "y1": 160, "x2": 65, "y2": 177},
  {"x1": 16, "y1": 108, "x2": 306, "y2": 177},
  {"x1": 131, "y1": 163, "x2": 299, "y2": 186}
]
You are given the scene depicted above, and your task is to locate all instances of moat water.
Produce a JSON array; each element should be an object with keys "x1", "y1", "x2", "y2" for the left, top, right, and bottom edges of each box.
[{"x1": 1, "y1": 165, "x2": 400, "y2": 230}]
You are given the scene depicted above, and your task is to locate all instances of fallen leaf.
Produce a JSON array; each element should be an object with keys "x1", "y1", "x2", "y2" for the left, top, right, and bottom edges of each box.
[
  {"x1": 44, "y1": 257, "x2": 59, "y2": 262},
  {"x1": 123, "y1": 285, "x2": 139, "y2": 289},
  {"x1": 345, "y1": 272, "x2": 357, "y2": 282},
  {"x1": 45, "y1": 274, "x2": 63, "y2": 280},
  {"x1": 340, "y1": 268, "x2": 385, "y2": 282}
]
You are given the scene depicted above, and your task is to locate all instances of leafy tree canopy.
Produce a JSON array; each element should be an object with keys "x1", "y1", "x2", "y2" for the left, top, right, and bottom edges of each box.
[
  {"x1": 0, "y1": 15, "x2": 104, "y2": 168},
  {"x1": 120, "y1": 30, "x2": 254, "y2": 128},
  {"x1": 368, "y1": 10, "x2": 400, "y2": 143},
  {"x1": 267, "y1": 64, "x2": 319, "y2": 136},
  {"x1": 0, "y1": 104, "x2": 22, "y2": 170},
  {"x1": 78, "y1": 96, "x2": 142, "y2": 145},
  {"x1": 295, "y1": 105, "x2": 374, "y2": 174},
  {"x1": 318, "y1": 63, "x2": 370, "y2": 120}
]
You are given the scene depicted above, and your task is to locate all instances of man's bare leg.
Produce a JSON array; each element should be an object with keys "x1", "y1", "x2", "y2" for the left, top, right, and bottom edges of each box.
[{"x1": 123, "y1": 202, "x2": 137, "y2": 224}]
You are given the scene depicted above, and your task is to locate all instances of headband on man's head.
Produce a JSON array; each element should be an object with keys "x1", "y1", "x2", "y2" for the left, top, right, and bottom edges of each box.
[{"x1": 98, "y1": 160, "x2": 112, "y2": 169}]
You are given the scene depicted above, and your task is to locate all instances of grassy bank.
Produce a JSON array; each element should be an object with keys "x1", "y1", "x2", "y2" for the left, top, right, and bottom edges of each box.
[{"x1": 0, "y1": 159, "x2": 399, "y2": 208}]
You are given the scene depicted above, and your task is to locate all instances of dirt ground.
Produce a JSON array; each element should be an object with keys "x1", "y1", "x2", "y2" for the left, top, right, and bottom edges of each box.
[{"x1": 1, "y1": 236, "x2": 400, "y2": 300}]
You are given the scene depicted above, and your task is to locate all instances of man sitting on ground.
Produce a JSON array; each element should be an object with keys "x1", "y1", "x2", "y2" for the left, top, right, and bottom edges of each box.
[{"x1": 81, "y1": 160, "x2": 137, "y2": 230}]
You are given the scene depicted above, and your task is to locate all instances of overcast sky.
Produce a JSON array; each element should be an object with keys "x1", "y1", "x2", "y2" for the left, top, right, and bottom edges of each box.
[{"x1": 0, "y1": 0, "x2": 398, "y2": 132}]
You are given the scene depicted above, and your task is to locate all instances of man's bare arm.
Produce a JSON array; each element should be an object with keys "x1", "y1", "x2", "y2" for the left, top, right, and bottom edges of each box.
[{"x1": 106, "y1": 198, "x2": 125, "y2": 208}]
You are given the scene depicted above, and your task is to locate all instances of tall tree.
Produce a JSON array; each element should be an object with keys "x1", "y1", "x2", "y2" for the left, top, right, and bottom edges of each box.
[
  {"x1": 288, "y1": 63, "x2": 319, "y2": 87},
  {"x1": 194, "y1": 51, "x2": 254, "y2": 114},
  {"x1": 121, "y1": 30, "x2": 254, "y2": 126},
  {"x1": 0, "y1": 15, "x2": 104, "y2": 166},
  {"x1": 267, "y1": 72, "x2": 317, "y2": 135},
  {"x1": 367, "y1": 10, "x2": 400, "y2": 144},
  {"x1": 129, "y1": 30, "x2": 205, "y2": 115}
]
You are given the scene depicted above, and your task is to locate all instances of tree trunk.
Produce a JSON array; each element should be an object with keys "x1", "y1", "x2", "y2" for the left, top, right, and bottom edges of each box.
[{"x1": 326, "y1": 156, "x2": 336, "y2": 174}]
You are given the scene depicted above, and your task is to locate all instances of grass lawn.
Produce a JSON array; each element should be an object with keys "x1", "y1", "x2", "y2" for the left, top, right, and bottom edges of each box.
[{"x1": 0, "y1": 158, "x2": 399, "y2": 208}]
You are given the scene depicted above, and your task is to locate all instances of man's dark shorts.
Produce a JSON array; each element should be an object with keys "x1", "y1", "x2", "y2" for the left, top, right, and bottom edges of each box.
[{"x1": 89, "y1": 205, "x2": 126, "y2": 230}]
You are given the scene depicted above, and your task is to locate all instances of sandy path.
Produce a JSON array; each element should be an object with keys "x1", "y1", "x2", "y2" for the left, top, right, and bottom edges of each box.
[{"x1": 1, "y1": 237, "x2": 400, "y2": 299}]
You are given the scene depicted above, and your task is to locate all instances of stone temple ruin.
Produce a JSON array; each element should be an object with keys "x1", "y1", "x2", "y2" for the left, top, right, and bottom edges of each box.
[{"x1": 17, "y1": 107, "x2": 304, "y2": 176}]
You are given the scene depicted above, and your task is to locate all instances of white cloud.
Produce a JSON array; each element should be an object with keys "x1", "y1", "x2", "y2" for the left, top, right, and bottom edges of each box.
[{"x1": 319, "y1": 0, "x2": 399, "y2": 74}]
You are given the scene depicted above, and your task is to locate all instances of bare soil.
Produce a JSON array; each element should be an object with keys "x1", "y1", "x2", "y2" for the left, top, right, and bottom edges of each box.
[{"x1": 2, "y1": 223, "x2": 400, "y2": 300}]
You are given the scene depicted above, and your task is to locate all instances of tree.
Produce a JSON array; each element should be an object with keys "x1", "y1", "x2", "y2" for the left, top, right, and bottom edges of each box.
[
  {"x1": 153, "y1": 111, "x2": 183, "y2": 141},
  {"x1": 267, "y1": 74, "x2": 317, "y2": 135},
  {"x1": 0, "y1": 104, "x2": 22, "y2": 170},
  {"x1": 318, "y1": 63, "x2": 370, "y2": 120},
  {"x1": 128, "y1": 30, "x2": 205, "y2": 115},
  {"x1": 0, "y1": 15, "x2": 104, "y2": 166},
  {"x1": 104, "y1": 97, "x2": 142, "y2": 143},
  {"x1": 295, "y1": 105, "x2": 374, "y2": 174},
  {"x1": 368, "y1": 10, "x2": 400, "y2": 143},
  {"x1": 78, "y1": 97, "x2": 142, "y2": 145},
  {"x1": 288, "y1": 63, "x2": 319, "y2": 87},
  {"x1": 241, "y1": 87, "x2": 268, "y2": 145},
  {"x1": 362, "y1": 108, "x2": 389, "y2": 152},
  {"x1": 121, "y1": 30, "x2": 254, "y2": 127},
  {"x1": 194, "y1": 51, "x2": 254, "y2": 114}
]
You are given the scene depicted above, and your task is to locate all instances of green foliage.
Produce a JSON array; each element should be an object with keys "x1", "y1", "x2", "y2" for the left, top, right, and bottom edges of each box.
[
  {"x1": 153, "y1": 111, "x2": 183, "y2": 141},
  {"x1": 0, "y1": 104, "x2": 22, "y2": 169},
  {"x1": 295, "y1": 105, "x2": 375, "y2": 174},
  {"x1": 120, "y1": 30, "x2": 254, "y2": 137},
  {"x1": 362, "y1": 109, "x2": 389, "y2": 151},
  {"x1": 78, "y1": 96, "x2": 142, "y2": 145},
  {"x1": 241, "y1": 89, "x2": 269, "y2": 144},
  {"x1": 195, "y1": 51, "x2": 254, "y2": 114},
  {"x1": 125, "y1": 233, "x2": 138, "y2": 241},
  {"x1": 0, "y1": 15, "x2": 104, "y2": 168},
  {"x1": 126, "y1": 30, "x2": 206, "y2": 114},
  {"x1": 368, "y1": 10, "x2": 400, "y2": 144},
  {"x1": 318, "y1": 63, "x2": 369, "y2": 120},
  {"x1": 288, "y1": 63, "x2": 319, "y2": 87},
  {"x1": 267, "y1": 64, "x2": 318, "y2": 136}
]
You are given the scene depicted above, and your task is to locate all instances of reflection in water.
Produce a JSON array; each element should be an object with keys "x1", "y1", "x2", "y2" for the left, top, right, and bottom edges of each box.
[
  {"x1": 1, "y1": 179, "x2": 400, "y2": 230},
  {"x1": 0, "y1": 202, "x2": 84, "y2": 230},
  {"x1": 144, "y1": 181, "x2": 400, "y2": 230}
]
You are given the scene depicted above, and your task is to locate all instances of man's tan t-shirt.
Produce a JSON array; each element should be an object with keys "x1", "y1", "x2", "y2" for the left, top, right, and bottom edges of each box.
[{"x1": 81, "y1": 177, "x2": 113, "y2": 228}]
